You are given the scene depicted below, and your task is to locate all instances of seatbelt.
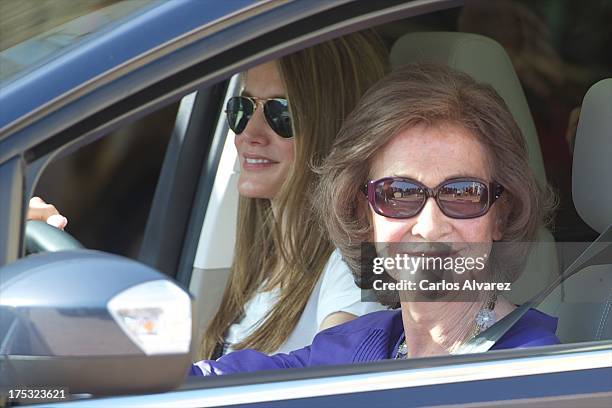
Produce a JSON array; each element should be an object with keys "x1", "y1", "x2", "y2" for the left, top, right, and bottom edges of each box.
[{"x1": 454, "y1": 224, "x2": 612, "y2": 355}]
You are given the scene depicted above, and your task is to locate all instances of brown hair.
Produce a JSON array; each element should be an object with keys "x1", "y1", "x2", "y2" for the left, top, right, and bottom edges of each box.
[
  {"x1": 199, "y1": 30, "x2": 389, "y2": 359},
  {"x1": 315, "y1": 63, "x2": 555, "y2": 304}
]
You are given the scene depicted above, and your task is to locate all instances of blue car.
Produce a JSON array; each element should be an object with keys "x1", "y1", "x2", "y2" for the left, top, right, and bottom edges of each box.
[{"x1": 1, "y1": 0, "x2": 611, "y2": 406}]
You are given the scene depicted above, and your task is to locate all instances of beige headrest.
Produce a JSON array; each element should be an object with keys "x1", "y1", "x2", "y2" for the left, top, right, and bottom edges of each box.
[{"x1": 572, "y1": 78, "x2": 612, "y2": 233}]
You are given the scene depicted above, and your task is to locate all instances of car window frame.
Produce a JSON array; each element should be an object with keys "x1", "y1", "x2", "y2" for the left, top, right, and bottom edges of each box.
[{"x1": 3, "y1": 0, "x2": 610, "y2": 404}]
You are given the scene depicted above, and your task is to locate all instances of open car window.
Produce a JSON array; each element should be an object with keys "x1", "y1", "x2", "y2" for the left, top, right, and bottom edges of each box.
[
  {"x1": 191, "y1": 0, "x2": 612, "y2": 347},
  {"x1": 2, "y1": 0, "x2": 611, "y2": 406},
  {"x1": 32, "y1": 101, "x2": 178, "y2": 258},
  {"x1": 184, "y1": 0, "x2": 612, "y2": 405}
]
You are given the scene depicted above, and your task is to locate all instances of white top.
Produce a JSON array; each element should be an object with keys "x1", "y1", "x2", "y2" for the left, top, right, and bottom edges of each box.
[{"x1": 223, "y1": 249, "x2": 386, "y2": 354}]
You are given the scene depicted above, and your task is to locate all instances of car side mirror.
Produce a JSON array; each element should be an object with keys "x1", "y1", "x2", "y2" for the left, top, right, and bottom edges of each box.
[{"x1": 0, "y1": 250, "x2": 194, "y2": 396}]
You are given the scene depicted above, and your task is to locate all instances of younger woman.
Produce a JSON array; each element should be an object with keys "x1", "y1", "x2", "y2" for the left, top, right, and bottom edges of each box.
[{"x1": 199, "y1": 31, "x2": 390, "y2": 359}]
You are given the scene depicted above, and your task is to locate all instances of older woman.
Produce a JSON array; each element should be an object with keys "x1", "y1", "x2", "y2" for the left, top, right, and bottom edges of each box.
[{"x1": 190, "y1": 63, "x2": 559, "y2": 375}]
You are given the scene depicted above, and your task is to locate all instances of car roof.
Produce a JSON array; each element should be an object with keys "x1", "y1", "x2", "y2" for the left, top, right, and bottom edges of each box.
[{"x1": 0, "y1": 0, "x2": 263, "y2": 130}]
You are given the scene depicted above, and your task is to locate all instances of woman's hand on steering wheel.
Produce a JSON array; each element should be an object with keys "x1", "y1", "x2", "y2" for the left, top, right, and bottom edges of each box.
[
  {"x1": 27, "y1": 196, "x2": 68, "y2": 230},
  {"x1": 25, "y1": 197, "x2": 82, "y2": 254}
]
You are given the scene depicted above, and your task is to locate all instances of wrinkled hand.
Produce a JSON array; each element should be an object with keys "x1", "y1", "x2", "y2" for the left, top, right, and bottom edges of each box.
[{"x1": 27, "y1": 197, "x2": 68, "y2": 230}]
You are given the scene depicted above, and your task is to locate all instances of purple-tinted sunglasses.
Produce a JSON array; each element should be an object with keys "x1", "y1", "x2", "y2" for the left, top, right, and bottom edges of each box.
[{"x1": 363, "y1": 177, "x2": 504, "y2": 219}]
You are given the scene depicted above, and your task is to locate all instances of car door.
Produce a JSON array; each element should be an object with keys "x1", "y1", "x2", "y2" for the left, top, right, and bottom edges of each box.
[{"x1": 1, "y1": 0, "x2": 611, "y2": 406}]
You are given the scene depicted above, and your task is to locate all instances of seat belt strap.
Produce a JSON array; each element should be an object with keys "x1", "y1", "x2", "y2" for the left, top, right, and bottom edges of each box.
[{"x1": 454, "y1": 224, "x2": 612, "y2": 355}]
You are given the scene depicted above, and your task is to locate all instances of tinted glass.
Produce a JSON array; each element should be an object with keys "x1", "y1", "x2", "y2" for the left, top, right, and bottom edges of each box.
[
  {"x1": 375, "y1": 179, "x2": 425, "y2": 218},
  {"x1": 0, "y1": 0, "x2": 156, "y2": 83},
  {"x1": 226, "y1": 96, "x2": 254, "y2": 134},
  {"x1": 438, "y1": 180, "x2": 488, "y2": 217},
  {"x1": 264, "y1": 98, "x2": 293, "y2": 138}
]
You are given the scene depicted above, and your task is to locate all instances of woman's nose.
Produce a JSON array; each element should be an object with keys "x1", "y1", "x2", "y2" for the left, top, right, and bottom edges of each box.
[
  {"x1": 410, "y1": 198, "x2": 451, "y2": 241},
  {"x1": 241, "y1": 108, "x2": 271, "y2": 146}
]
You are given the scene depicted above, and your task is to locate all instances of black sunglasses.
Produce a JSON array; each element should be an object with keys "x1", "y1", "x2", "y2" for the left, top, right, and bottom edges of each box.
[
  {"x1": 225, "y1": 95, "x2": 293, "y2": 139},
  {"x1": 363, "y1": 177, "x2": 504, "y2": 219}
]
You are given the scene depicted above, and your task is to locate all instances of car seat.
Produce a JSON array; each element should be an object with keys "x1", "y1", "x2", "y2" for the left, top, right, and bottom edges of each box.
[
  {"x1": 538, "y1": 78, "x2": 612, "y2": 343},
  {"x1": 189, "y1": 78, "x2": 241, "y2": 336},
  {"x1": 390, "y1": 31, "x2": 559, "y2": 304}
]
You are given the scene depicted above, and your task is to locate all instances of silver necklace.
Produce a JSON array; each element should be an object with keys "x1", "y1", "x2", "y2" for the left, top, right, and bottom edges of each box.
[{"x1": 395, "y1": 293, "x2": 498, "y2": 360}]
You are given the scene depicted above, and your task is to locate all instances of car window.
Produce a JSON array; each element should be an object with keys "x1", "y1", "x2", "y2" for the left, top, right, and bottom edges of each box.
[
  {"x1": 26, "y1": 0, "x2": 610, "y2": 345},
  {"x1": 181, "y1": 12, "x2": 612, "y2": 408},
  {"x1": 33, "y1": 101, "x2": 178, "y2": 258},
  {"x1": 0, "y1": 0, "x2": 157, "y2": 84},
  {"x1": 192, "y1": 0, "x2": 612, "y2": 351},
  {"x1": 4, "y1": 0, "x2": 611, "y2": 404}
]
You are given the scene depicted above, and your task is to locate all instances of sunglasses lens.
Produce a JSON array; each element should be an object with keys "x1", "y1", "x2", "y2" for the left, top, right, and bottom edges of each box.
[
  {"x1": 374, "y1": 179, "x2": 425, "y2": 218},
  {"x1": 264, "y1": 99, "x2": 293, "y2": 138},
  {"x1": 438, "y1": 181, "x2": 488, "y2": 218},
  {"x1": 226, "y1": 96, "x2": 253, "y2": 134}
]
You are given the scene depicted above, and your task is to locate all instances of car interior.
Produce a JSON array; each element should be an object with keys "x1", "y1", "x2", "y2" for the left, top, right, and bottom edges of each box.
[
  {"x1": 539, "y1": 78, "x2": 612, "y2": 343},
  {"x1": 190, "y1": 35, "x2": 610, "y2": 350},
  {"x1": 30, "y1": 1, "x2": 612, "y2": 358}
]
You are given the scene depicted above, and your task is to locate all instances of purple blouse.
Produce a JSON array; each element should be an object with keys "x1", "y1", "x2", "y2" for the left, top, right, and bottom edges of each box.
[{"x1": 190, "y1": 308, "x2": 559, "y2": 376}]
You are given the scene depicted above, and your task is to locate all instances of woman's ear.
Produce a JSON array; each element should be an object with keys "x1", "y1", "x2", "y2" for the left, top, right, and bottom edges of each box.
[
  {"x1": 491, "y1": 202, "x2": 507, "y2": 241},
  {"x1": 356, "y1": 190, "x2": 370, "y2": 221},
  {"x1": 493, "y1": 218, "x2": 503, "y2": 241},
  {"x1": 356, "y1": 190, "x2": 374, "y2": 240}
]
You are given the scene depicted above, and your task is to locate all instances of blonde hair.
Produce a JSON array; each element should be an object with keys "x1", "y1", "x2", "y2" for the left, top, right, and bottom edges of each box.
[
  {"x1": 315, "y1": 63, "x2": 556, "y2": 306},
  {"x1": 199, "y1": 30, "x2": 389, "y2": 359}
]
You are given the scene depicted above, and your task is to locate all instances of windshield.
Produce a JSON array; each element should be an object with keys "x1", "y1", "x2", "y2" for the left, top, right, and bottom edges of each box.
[{"x1": 0, "y1": 0, "x2": 157, "y2": 84}]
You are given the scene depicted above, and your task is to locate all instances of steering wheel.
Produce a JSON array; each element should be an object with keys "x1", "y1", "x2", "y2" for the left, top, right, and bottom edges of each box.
[{"x1": 25, "y1": 220, "x2": 84, "y2": 254}]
